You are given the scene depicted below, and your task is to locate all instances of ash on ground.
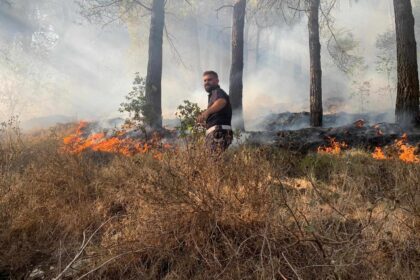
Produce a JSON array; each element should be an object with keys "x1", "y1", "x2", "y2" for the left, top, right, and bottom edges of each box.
[
  {"x1": 260, "y1": 111, "x2": 393, "y2": 131},
  {"x1": 244, "y1": 112, "x2": 420, "y2": 153}
]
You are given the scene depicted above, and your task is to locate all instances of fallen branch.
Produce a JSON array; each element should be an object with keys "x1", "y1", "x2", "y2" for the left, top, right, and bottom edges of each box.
[{"x1": 53, "y1": 216, "x2": 117, "y2": 280}]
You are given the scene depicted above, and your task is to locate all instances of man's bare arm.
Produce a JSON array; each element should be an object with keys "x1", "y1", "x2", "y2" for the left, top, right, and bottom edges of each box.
[
  {"x1": 197, "y1": 99, "x2": 227, "y2": 124},
  {"x1": 206, "y1": 98, "x2": 227, "y2": 115}
]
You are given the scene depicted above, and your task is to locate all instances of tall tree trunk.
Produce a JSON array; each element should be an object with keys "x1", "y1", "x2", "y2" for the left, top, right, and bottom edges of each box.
[
  {"x1": 393, "y1": 0, "x2": 420, "y2": 126},
  {"x1": 308, "y1": 0, "x2": 323, "y2": 127},
  {"x1": 229, "y1": 0, "x2": 246, "y2": 131},
  {"x1": 145, "y1": 0, "x2": 165, "y2": 129}
]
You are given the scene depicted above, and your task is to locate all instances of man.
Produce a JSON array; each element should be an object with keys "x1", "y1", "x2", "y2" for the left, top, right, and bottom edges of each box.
[{"x1": 197, "y1": 71, "x2": 233, "y2": 152}]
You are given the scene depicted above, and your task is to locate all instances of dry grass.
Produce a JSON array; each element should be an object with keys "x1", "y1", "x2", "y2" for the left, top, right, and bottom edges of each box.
[{"x1": 0, "y1": 123, "x2": 419, "y2": 279}]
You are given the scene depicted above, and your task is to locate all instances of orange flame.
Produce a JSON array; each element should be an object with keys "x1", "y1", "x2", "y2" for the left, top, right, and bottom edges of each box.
[
  {"x1": 317, "y1": 137, "x2": 348, "y2": 155},
  {"x1": 371, "y1": 133, "x2": 419, "y2": 163},
  {"x1": 372, "y1": 147, "x2": 387, "y2": 160},
  {"x1": 395, "y1": 134, "x2": 419, "y2": 163},
  {"x1": 62, "y1": 121, "x2": 171, "y2": 158}
]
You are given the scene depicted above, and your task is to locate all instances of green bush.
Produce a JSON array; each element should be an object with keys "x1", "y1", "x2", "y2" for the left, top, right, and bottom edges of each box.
[
  {"x1": 175, "y1": 100, "x2": 204, "y2": 139},
  {"x1": 119, "y1": 73, "x2": 153, "y2": 129}
]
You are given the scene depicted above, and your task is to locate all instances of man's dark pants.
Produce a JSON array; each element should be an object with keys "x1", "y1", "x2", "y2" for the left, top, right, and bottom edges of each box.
[{"x1": 205, "y1": 126, "x2": 233, "y2": 153}]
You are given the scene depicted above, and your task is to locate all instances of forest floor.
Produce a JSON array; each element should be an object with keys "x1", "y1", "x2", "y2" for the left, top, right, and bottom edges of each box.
[{"x1": 0, "y1": 122, "x2": 419, "y2": 280}]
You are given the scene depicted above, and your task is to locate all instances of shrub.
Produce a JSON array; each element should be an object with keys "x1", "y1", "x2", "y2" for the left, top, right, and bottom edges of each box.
[
  {"x1": 175, "y1": 100, "x2": 204, "y2": 139},
  {"x1": 119, "y1": 73, "x2": 153, "y2": 130},
  {"x1": 0, "y1": 129, "x2": 419, "y2": 279}
]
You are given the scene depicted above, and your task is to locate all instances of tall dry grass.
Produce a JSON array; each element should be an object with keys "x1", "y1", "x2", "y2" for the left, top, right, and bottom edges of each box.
[{"x1": 0, "y1": 122, "x2": 419, "y2": 279}]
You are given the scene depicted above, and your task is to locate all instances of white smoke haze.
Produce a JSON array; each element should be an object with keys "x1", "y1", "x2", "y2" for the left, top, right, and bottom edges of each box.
[{"x1": 0, "y1": 0, "x2": 406, "y2": 130}]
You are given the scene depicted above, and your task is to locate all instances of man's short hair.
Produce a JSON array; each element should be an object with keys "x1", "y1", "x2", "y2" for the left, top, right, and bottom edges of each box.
[{"x1": 203, "y1": 70, "x2": 218, "y2": 79}]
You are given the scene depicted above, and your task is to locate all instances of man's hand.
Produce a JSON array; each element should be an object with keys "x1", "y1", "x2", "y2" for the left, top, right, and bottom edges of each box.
[{"x1": 197, "y1": 110, "x2": 209, "y2": 124}]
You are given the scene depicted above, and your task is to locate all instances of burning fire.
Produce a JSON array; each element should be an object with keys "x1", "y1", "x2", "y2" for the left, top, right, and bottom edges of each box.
[
  {"x1": 372, "y1": 147, "x2": 387, "y2": 160},
  {"x1": 395, "y1": 133, "x2": 419, "y2": 163},
  {"x1": 371, "y1": 134, "x2": 419, "y2": 163},
  {"x1": 317, "y1": 137, "x2": 348, "y2": 155},
  {"x1": 317, "y1": 133, "x2": 418, "y2": 163},
  {"x1": 62, "y1": 121, "x2": 171, "y2": 158}
]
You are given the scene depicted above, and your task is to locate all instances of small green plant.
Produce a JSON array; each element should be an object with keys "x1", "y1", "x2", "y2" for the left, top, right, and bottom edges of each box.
[
  {"x1": 175, "y1": 100, "x2": 204, "y2": 139},
  {"x1": 119, "y1": 73, "x2": 153, "y2": 130}
]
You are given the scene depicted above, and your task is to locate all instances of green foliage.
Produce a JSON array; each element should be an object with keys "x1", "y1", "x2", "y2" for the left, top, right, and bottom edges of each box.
[
  {"x1": 119, "y1": 73, "x2": 153, "y2": 128},
  {"x1": 175, "y1": 100, "x2": 204, "y2": 138}
]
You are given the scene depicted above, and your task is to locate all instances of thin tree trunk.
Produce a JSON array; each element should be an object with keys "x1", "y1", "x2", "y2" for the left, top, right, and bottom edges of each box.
[
  {"x1": 308, "y1": 0, "x2": 323, "y2": 127},
  {"x1": 229, "y1": 0, "x2": 246, "y2": 131},
  {"x1": 145, "y1": 0, "x2": 165, "y2": 129},
  {"x1": 393, "y1": 0, "x2": 420, "y2": 126}
]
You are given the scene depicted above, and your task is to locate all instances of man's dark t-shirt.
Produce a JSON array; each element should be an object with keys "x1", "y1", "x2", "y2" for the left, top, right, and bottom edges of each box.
[{"x1": 206, "y1": 86, "x2": 232, "y2": 129}]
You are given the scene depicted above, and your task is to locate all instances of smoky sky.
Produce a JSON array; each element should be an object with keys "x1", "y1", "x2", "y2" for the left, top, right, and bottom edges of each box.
[{"x1": 0, "y1": 0, "x2": 404, "y2": 128}]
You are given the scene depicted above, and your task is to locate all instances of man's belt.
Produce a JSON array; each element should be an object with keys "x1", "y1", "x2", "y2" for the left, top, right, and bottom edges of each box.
[{"x1": 206, "y1": 125, "x2": 232, "y2": 136}]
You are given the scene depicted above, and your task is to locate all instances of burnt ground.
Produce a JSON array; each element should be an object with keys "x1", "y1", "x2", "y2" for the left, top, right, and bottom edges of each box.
[{"x1": 245, "y1": 112, "x2": 420, "y2": 153}]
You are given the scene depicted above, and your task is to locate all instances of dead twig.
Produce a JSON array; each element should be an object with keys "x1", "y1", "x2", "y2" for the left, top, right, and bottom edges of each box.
[
  {"x1": 282, "y1": 252, "x2": 302, "y2": 280},
  {"x1": 53, "y1": 216, "x2": 117, "y2": 280}
]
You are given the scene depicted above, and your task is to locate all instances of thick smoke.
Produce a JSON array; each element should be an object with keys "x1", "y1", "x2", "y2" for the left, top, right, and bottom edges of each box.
[{"x1": 0, "y1": 0, "x2": 400, "y2": 130}]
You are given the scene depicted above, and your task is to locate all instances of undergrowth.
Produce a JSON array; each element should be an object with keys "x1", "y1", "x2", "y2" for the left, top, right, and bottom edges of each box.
[{"x1": 0, "y1": 123, "x2": 419, "y2": 280}]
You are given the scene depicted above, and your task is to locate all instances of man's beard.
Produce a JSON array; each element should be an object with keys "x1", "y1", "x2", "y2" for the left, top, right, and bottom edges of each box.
[{"x1": 205, "y1": 84, "x2": 218, "y2": 93}]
